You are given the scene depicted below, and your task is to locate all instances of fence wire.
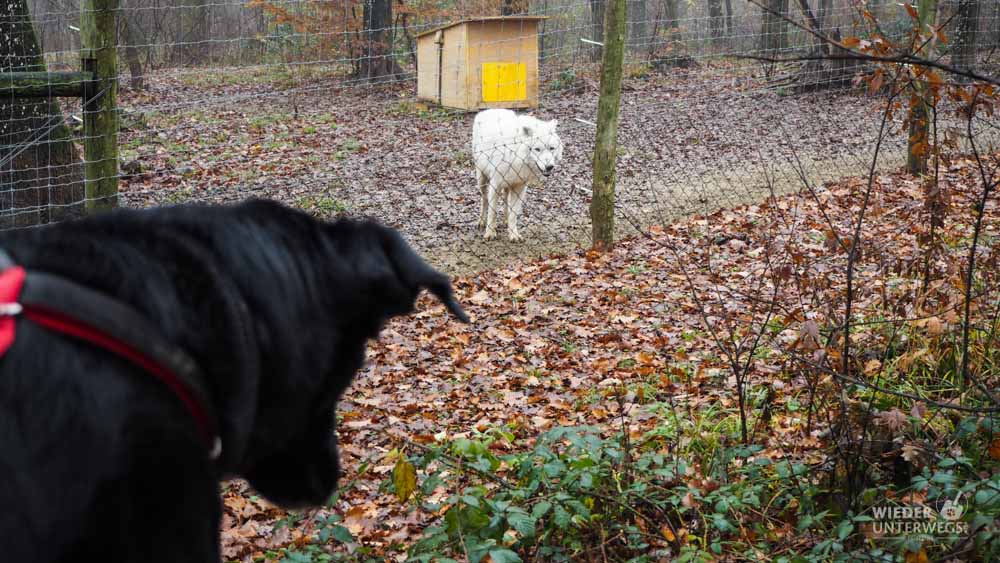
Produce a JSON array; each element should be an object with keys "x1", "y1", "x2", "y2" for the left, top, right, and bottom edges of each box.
[{"x1": 1, "y1": 0, "x2": 999, "y2": 273}]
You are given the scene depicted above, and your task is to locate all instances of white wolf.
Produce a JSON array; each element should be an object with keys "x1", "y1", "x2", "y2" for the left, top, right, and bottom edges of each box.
[{"x1": 472, "y1": 109, "x2": 563, "y2": 242}]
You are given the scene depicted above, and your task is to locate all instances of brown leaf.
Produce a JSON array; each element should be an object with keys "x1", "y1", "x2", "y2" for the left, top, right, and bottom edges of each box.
[
  {"x1": 877, "y1": 408, "x2": 908, "y2": 433},
  {"x1": 989, "y1": 439, "x2": 1000, "y2": 461},
  {"x1": 469, "y1": 289, "x2": 491, "y2": 304},
  {"x1": 901, "y1": 444, "x2": 921, "y2": 464},
  {"x1": 343, "y1": 506, "x2": 374, "y2": 536},
  {"x1": 840, "y1": 36, "x2": 861, "y2": 49}
]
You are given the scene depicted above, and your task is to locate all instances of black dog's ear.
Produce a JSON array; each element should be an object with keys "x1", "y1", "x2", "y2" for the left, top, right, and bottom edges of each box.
[{"x1": 378, "y1": 227, "x2": 470, "y2": 323}]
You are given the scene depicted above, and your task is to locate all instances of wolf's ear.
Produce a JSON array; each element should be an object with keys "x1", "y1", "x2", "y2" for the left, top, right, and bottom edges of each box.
[
  {"x1": 521, "y1": 125, "x2": 534, "y2": 138},
  {"x1": 378, "y1": 227, "x2": 470, "y2": 323}
]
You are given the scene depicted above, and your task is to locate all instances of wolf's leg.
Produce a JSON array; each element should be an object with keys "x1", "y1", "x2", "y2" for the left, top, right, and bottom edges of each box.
[
  {"x1": 484, "y1": 180, "x2": 500, "y2": 240},
  {"x1": 477, "y1": 170, "x2": 489, "y2": 230},
  {"x1": 507, "y1": 184, "x2": 527, "y2": 242}
]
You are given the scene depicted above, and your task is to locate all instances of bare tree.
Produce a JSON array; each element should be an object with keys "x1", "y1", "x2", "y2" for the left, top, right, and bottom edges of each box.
[
  {"x1": 501, "y1": 0, "x2": 529, "y2": 15},
  {"x1": 760, "y1": 0, "x2": 789, "y2": 54},
  {"x1": 725, "y1": 0, "x2": 734, "y2": 37},
  {"x1": 357, "y1": 0, "x2": 403, "y2": 82},
  {"x1": 170, "y1": 0, "x2": 211, "y2": 65},
  {"x1": 708, "y1": 0, "x2": 725, "y2": 41},
  {"x1": 1, "y1": 0, "x2": 84, "y2": 227},
  {"x1": 119, "y1": 14, "x2": 145, "y2": 90},
  {"x1": 953, "y1": 0, "x2": 980, "y2": 76},
  {"x1": 664, "y1": 0, "x2": 679, "y2": 29},
  {"x1": 590, "y1": 0, "x2": 606, "y2": 61},
  {"x1": 628, "y1": 0, "x2": 647, "y2": 52}
]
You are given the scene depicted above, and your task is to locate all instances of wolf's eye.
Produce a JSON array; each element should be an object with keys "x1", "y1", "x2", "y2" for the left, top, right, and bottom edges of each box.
[
  {"x1": 533, "y1": 147, "x2": 541, "y2": 152},
  {"x1": 549, "y1": 146, "x2": 555, "y2": 150}
]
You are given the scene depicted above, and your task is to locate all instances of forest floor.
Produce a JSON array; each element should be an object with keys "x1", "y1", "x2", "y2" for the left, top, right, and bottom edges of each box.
[
  {"x1": 214, "y1": 149, "x2": 1000, "y2": 562},
  {"x1": 114, "y1": 61, "x2": 993, "y2": 275},
  {"x1": 112, "y1": 63, "x2": 1000, "y2": 561}
]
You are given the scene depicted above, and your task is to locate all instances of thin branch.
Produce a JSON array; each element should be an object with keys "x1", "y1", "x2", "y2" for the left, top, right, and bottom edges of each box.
[
  {"x1": 961, "y1": 94, "x2": 999, "y2": 392},
  {"x1": 744, "y1": 53, "x2": 1000, "y2": 86},
  {"x1": 843, "y1": 81, "x2": 896, "y2": 378},
  {"x1": 743, "y1": 0, "x2": 996, "y2": 86}
]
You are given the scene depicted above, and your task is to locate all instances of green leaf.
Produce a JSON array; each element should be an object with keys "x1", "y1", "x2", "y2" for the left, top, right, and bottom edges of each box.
[
  {"x1": 487, "y1": 548, "x2": 522, "y2": 563},
  {"x1": 975, "y1": 488, "x2": 999, "y2": 507},
  {"x1": 710, "y1": 513, "x2": 733, "y2": 532},
  {"x1": 931, "y1": 471, "x2": 956, "y2": 485},
  {"x1": 836, "y1": 520, "x2": 853, "y2": 540},
  {"x1": 553, "y1": 505, "x2": 571, "y2": 529},
  {"x1": 531, "y1": 501, "x2": 552, "y2": 519},
  {"x1": 392, "y1": 458, "x2": 417, "y2": 503},
  {"x1": 329, "y1": 524, "x2": 353, "y2": 543},
  {"x1": 507, "y1": 510, "x2": 536, "y2": 537}
]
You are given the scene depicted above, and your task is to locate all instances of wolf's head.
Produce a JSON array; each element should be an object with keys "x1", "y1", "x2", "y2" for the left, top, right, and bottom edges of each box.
[{"x1": 520, "y1": 119, "x2": 564, "y2": 177}]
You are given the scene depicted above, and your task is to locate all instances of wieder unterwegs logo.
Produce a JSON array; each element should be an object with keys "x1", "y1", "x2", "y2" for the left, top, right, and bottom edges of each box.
[{"x1": 868, "y1": 494, "x2": 969, "y2": 539}]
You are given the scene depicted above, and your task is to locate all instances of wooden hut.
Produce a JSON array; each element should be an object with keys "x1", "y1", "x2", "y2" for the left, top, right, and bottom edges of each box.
[{"x1": 416, "y1": 17, "x2": 545, "y2": 111}]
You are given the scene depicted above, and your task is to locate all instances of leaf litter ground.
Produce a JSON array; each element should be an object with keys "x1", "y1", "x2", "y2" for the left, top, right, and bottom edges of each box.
[
  {"x1": 110, "y1": 59, "x2": 1000, "y2": 560},
  {"x1": 216, "y1": 149, "x2": 1000, "y2": 561},
  {"x1": 113, "y1": 62, "x2": 976, "y2": 275}
]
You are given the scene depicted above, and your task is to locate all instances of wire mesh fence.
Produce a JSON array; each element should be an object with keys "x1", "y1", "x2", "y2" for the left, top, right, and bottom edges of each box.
[{"x1": 2, "y1": 0, "x2": 1000, "y2": 273}]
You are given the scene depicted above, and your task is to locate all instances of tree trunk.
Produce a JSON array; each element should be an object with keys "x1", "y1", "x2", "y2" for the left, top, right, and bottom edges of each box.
[
  {"x1": 760, "y1": 0, "x2": 789, "y2": 54},
  {"x1": 0, "y1": 0, "x2": 84, "y2": 227},
  {"x1": 539, "y1": 0, "x2": 548, "y2": 62},
  {"x1": 356, "y1": 0, "x2": 402, "y2": 82},
  {"x1": 953, "y1": 0, "x2": 979, "y2": 75},
  {"x1": 664, "y1": 0, "x2": 678, "y2": 29},
  {"x1": 120, "y1": 15, "x2": 144, "y2": 90},
  {"x1": 628, "y1": 0, "x2": 647, "y2": 52},
  {"x1": 708, "y1": 0, "x2": 724, "y2": 41},
  {"x1": 501, "y1": 0, "x2": 529, "y2": 15},
  {"x1": 907, "y1": 0, "x2": 937, "y2": 175},
  {"x1": 724, "y1": 0, "x2": 734, "y2": 37},
  {"x1": 170, "y1": 0, "x2": 210, "y2": 65},
  {"x1": 591, "y1": 0, "x2": 626, "y2": 249},
  {"x1": 818, "y1": 0, "x2": 832, "y2": 28},
  {"x1": 590, "y1": 0, "x2": 606, "y2": 61}
]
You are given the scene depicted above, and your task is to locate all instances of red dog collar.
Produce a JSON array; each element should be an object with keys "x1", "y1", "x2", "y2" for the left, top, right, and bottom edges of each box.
[{"x1": 0, "y1": 253, "x2": 220, "y2": 458}]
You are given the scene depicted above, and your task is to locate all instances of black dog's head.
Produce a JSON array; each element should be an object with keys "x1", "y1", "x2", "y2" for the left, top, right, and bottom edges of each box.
[{"x1": 233, "y1": 207, "x2": 467, "y2": 507}]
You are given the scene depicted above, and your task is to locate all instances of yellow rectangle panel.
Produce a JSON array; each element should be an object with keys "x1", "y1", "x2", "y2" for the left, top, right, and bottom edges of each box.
[{"x1": 481, "y1": 62, "x2": 527, "y2": 102}]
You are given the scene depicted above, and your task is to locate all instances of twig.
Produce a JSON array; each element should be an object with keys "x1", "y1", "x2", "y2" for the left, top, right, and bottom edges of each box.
[
  {"x1": 742, "y1": 0, "x2": 993, "y2": 85},
  {"x1": 960, "y1": 93, "x2": 999, "y2": 396},
  {"x1": 843, "y1": 77, "x2": 896, "y2": 378}
]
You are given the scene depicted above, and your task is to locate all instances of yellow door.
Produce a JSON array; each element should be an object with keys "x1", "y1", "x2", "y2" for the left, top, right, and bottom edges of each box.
[{"x1": 481, "y1": 62, "x2": 527, "y2": 103}]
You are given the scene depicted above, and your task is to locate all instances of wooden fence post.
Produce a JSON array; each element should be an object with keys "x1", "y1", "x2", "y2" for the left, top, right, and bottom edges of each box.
[
  {"x1": 81, "y1": 0, "x2": 118, "y2": 210},
  {"x1": 590, "y1": 0, "x2": 626, "y2": 249}
]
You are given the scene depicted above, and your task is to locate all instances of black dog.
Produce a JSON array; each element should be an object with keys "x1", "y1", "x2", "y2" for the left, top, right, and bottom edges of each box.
[{"x1": 0, "y1": 199, "x2": 467, "y2": 562}]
